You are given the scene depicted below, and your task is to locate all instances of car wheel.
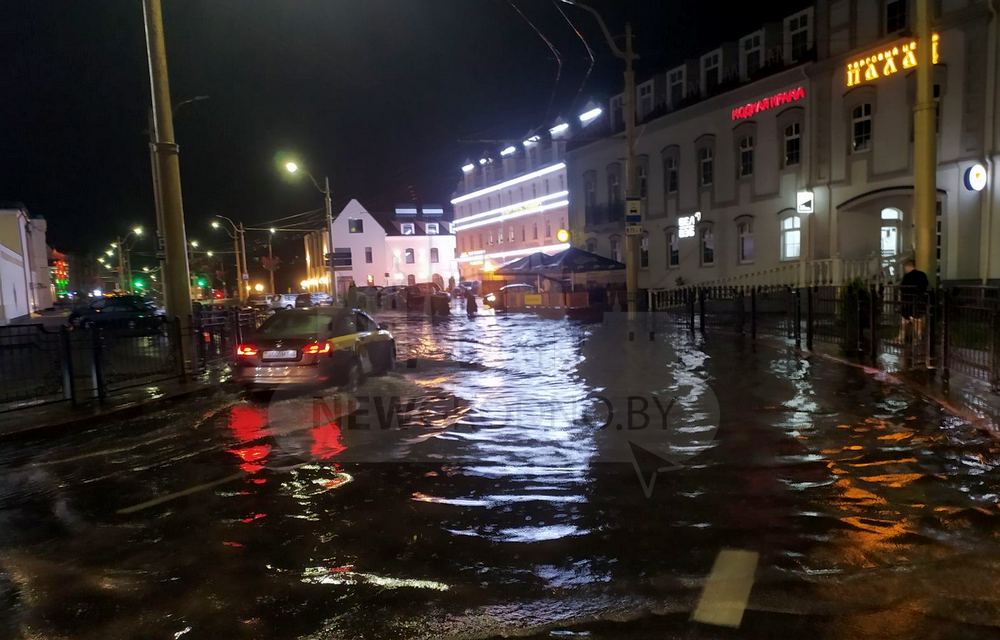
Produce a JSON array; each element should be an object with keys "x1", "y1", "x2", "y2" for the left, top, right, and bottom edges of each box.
[{"x1": 342, "y1": 358, "x2": 363, "y2": 391}]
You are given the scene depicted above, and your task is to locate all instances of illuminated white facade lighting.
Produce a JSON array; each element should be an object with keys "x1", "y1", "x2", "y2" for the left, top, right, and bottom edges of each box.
[
  {"x1": 455, "y1": 190, "x2": 568, "y2": 226},
  {"x1": 461, "y1": 163, "x2": 475, "y2": 173},
  {"x1": 522, "y1": 135, "x2": 541, "y2": 147},
  {"x1": 478, "y1": 158, "x2": 489, "y2": 166},
  {"x1": 578, "y1": 107, "x2": 603, "y2": 124},
  {"x1": 451, "y1": 162, "x2": 567, "y2": 204},
  {"x1": 453, "y1": 198, "x2": 569, "y2": 232},
  {"x1": 500, "y1": 145, "x2": 517, "y2": 157},
  {"x1": 549, "y1": 122, "x2": 570, "y2": 136},
  {"x1": 457, "y1": 242, "x2": 571, "y2": 263}
]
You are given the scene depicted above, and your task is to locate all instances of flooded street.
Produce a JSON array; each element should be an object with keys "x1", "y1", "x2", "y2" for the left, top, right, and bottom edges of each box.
[{"x1": 1, "y1": 311, "x2": 998, "y2": 639}]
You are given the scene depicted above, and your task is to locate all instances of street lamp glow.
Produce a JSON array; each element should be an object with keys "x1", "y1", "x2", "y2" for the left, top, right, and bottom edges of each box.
[
  {"x1": 500, "y1": 145, "x2": 517, "y2": 157},
  {"x1": 190, "y1": 240, "x2": 199, "y2": 248},
  {"x1": 142, "y1": 266, "x2": 150, "y2": 272},
  {"x1": 98, "y1": 257, "x2": 105, "y2": 264},
  {"x1": 206, "y1": 251, "x2": 214, "y2": 257},
  {"x1": 578, "y1": 107, "x2": 603, "y2": 124},
  {"x1": 254, "y1": 283, "x2": 264, "y2": 293},
  {"x1": 211, "y1": 220, "x2": 220, "y2": 229},
  {"x1": 110, "y1": 242, "x2": 117, "y2": 248},
  {"x1": 270, "y1": 227, "x2": 276, "y2": 234},
  {"x1": 549, "y1": 122, "x2": 570, "y2": 136},
  {"x1": 285, "y1": 161, "x2": 299, "y2": 174},
  {"x1": 132, "y1": 226, "x2": 143, "y2": 235},
  {"x1": 461, "y1": 163, "x2": 475, "y2": 173},
  {"x1": 105, "y1": 249, "x2": 114, "y2": 256}
]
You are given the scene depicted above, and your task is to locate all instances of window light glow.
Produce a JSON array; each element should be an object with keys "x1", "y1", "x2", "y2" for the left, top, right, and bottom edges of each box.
[
  {"x1": 454, "y1": 199, "x2": 569, "y2": 232},
  {"x1": 451, "y1": 162, "x2": 566, "y2": 204},
  {"x1": 455, "y1": 190, "x2": 568, "y2": 226},
  {"x1": 523, "y1": 135, "x2": 541, "y2": 146},
  {"x1": 549, "y1": 122, "x2": 570, "y2": 136}
]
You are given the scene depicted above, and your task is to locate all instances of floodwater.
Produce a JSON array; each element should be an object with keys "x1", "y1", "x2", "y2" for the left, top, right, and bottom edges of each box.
[{"x1": 0, "y1": 310, "x2": 998, "y2": 639}]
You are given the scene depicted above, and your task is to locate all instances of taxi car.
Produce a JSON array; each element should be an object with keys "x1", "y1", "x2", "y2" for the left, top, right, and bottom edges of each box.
[{"x1": 232, "y1": 307, "x2": 395, "y2": 390}]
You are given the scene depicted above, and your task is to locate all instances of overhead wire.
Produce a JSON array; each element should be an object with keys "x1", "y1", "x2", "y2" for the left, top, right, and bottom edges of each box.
[
  {"x1": 552, "y1": 0, "x2": 596, "y2": 113},
  {"x1": 505, "y1": 0, "x2": 563, "y2": 135}
]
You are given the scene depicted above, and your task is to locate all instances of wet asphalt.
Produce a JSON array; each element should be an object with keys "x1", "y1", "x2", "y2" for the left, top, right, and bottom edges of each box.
[{"x1": 0, "y1": 309, "x2": 997, "y2": 639}]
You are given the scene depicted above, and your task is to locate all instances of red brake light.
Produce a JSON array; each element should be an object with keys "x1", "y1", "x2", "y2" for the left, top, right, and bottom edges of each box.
[
  {"x1": 236, "y1": 344, "x2": 258, "y2": 357},
  {"x1": 303, "y1": 342, "x2": 332, "y2": 355}
]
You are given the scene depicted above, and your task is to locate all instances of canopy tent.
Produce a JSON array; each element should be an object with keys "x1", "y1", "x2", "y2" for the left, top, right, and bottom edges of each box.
[
  {"x1": 495, "y1": 247, "x2": 625, "y2": 276},
  {"x1": 494, "y1": 252, "x2": 552, "y2": 276}
]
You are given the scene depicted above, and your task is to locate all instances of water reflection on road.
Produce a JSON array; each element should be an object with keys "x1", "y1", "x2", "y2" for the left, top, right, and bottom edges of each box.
[{"x1": 0, "y1": 310, "x2": 997, "y2": 639}]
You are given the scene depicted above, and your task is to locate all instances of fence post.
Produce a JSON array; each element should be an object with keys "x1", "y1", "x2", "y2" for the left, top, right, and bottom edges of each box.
[
  {"x1": 941, "y1": 289, "x2": 950, "y2": 386},
  {"x1": 92, "y1": 327, "x2": 107, "y2": 402},
  {"x1": 698, "y1": 287, "x2": 706, "y2": 334},
  {"x1": 869, "y1": 285, "x2": 879, "y2": 361},
  {"x1": 737, "y1": 288, "x2": 745, "y2": 335},
  {"x1": 171, "y1": 317, "x2": 187, "y2": 382},
  {"x1": 806, "y1": 287, "x2": 814, "y2": 351},
  {"x1": 751, "y1": 287, "x2": 757, "y2": 342},
  {"x1": 688, "y1": 288, "x2": 695, "y2": 333},
  {"x1": 794, "y1": 288, "x2": 802, "y2": 349},
  {"x1": 60, "y1": 326, "x2": 77, "y2": 405}
]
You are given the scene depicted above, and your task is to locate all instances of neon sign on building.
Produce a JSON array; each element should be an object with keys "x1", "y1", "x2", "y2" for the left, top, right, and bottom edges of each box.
[
  {"x1": 845, "y1": 34, "x2": 940, "y2": 88},
  {"x1": 678, "y1": 211, "x2": 701, "y2": 239},
  {"x1": 731, "y1": 87, "x2": 806, "y2": 121}
]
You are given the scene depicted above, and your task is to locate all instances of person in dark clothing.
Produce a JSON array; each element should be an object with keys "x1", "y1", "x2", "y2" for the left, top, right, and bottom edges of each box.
[
  {"x1": 899, "y1": 258, "x2": 929, "y2": 341},
  {"x1": 465, "y1": 290, "x2": 478, "y2": 318}
]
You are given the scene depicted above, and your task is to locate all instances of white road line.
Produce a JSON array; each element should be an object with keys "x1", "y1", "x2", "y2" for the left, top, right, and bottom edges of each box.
[{"x1": 691, "y1": 548, "x2": 759, "y2": 628}]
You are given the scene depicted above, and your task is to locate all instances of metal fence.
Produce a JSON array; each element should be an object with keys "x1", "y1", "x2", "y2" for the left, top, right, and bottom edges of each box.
[
  {"x1": 0, "y1": 306, "x2": 273, "y2": 412},
  {"x1": 653, "y1": 284, "x2": 1000, "y2": 391}
]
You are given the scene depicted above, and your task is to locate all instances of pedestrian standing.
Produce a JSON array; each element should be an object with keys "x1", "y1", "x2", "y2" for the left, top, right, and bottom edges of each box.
[
  {"x1": 465, "y1": 290, "x2": 478, "y2": 318},
  {"x1": 346, "y1": 282, "x2": 358, "y2": 309},
  {"x1": 899, "y1": 258, "x2": 929, "y2": 343}
]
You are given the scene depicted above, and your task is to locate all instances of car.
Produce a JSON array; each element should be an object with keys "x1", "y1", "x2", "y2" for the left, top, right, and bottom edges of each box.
[
  {"x1": 269, "y1": 293, "x2": 299, "y2": 310},
  {"x1": 405, "y1": 282, "x2": 451, "y2": 314},
  {"x1": 484, "y1": 283, "x2": 536, "y2": 310},
  {"x1": 247, "y1": 294, "x2": 273, "y2": 310},
  {"x1": 294, "y1": 293, "x2": 314, "y2": 308},
  {"x1": 232, "y1": 307, "x2": 395, "y2": 390},
  {"x1": 68, "y1": 295, "x2": 165, "y2": 333},
  {"x1": 309, "y1": 292, "x2": 333, "y2": 306}
]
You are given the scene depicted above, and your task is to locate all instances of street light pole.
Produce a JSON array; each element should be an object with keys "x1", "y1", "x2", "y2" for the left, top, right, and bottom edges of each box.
[
  {"x1": 913, "y1": 0, "x2": 938, "y2": 283},
  {"x1": 268, "y1": 228, "x2": 276, "y2": 294},
  {"x1": 324, "y1": 176, "x2": 335, "y2": 296},
  {"x1": 561, "y1": 0, "x2": 639, "y2": 314},
  {"x1": 214, "y1": 215, "x2": 247, "y2": 302},
  {"x1": 142, "y1": 0, "x2": 193, "y2": 369}
]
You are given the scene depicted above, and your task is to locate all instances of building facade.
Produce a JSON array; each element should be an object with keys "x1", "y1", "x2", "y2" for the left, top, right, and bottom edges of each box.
[
  {"x1": 302, "y1": 199, "x2": 458, "y2": 295},
  {"x1": 566, "y1": 0, "x2": 1000, "y2": 293},
  {"x1": 0, "y1": 206, "x2": 53, "y2": 323},
  {"x1": 451, "y1": 139, "x2": 573, "y2": 283}
]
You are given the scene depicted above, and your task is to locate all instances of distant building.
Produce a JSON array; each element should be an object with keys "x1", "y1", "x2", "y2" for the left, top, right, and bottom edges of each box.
[
  {"x1": 450, "y1": 138, "x2": 571, "y2": 283},
  {"x1": 0, "y1": 205, "x2": 53, "y2": 323},
  {"x1": 302, "y1": 199, "x2": 459, "y2": 295}
]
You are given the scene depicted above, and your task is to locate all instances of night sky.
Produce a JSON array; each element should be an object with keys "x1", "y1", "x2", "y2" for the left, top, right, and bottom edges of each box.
[{"x1": 1, "y1": 0, "x2": 805, "y2": 274}]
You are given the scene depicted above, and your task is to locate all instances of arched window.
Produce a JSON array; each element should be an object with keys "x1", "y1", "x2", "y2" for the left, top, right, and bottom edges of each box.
[
  {"x1": 880, "y1": 207, "x2": 903, "y2": 258},
  {"x1": 780, "y1": 215, "x2": 802, "y2": 260},
  {"x1": 852, "y1": 103, "x2": 872, "y2": 152}
]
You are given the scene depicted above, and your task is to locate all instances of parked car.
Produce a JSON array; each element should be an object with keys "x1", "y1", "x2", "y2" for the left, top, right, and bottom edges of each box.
[
  {"x1": 68, "y1": 295, "x2": 165, "y2": 333},
  {"x1": 232, "y1": 308, "x2": 395, "y2": 390},
  {"x1": 294, "y1": 293, "x2": 315, "y2": 309},
  {"x1": 405, "y1": 282, "x2": 450, "y2": 314},
  {"x1": 309, "y1": 292, "x2": 333, "y2": 306},
  {"x1": 484, "y1": 282, "x2": 536, "y2": 311},
  {"x1": 247, "y1": 294, "x2": 273, "y2": 310},
  {"x1": 269, "y1": 293, "x2": 299, "y2": 310}
]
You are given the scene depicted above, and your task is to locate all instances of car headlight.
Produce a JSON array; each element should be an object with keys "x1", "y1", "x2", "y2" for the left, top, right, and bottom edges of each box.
[{"x1": 485, "y1": 293, "x2": 496, "y2": 302}]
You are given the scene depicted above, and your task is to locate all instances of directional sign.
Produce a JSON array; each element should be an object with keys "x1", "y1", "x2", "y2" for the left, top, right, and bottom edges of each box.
[{"x1": 626, "y1": 197, "x2": 642, "y2": 224}]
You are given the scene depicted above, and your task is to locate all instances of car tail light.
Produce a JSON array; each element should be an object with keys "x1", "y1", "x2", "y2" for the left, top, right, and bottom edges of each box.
[
  {"x1": 236, "y1": 344, "x2": 259, "y2": 357},
  {"x1": 303, "y1": 342, "x2": 332, "y2": 355}
]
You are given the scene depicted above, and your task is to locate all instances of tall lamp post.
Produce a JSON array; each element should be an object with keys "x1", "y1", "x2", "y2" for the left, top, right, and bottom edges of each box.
[
  {"x1": 212, "y1": 215, "x2": 248, "y2": 301},
  {"x1": 560, "y1": 0, "x2": 639, "y2": 314},
  {"x1": 284, "y1": 161, "x2": 335, "y2": 295},
  {"x1": 112, "y1": 226, "x2": 144, "y2": 293}
]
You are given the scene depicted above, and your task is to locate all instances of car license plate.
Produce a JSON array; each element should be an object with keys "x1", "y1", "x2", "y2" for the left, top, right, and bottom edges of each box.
[{"x1": 262, "y1": 350, "x2": 298, "y2": 360}]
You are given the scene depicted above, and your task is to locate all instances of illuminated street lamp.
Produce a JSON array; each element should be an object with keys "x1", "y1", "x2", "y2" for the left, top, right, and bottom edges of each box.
[{"x1": 283, "y1": 157, "x2": 334, "y2": 294}]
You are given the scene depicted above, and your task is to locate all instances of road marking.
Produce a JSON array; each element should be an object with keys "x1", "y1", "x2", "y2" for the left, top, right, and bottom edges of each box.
[{"x1": 691, "y1": 548, "x2": 759, "y2": 628}]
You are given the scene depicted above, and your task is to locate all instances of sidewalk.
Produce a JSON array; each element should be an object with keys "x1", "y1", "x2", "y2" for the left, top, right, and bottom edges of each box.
[{"x1": 0, "y1": 364, "x2": 232, "y2": 440}]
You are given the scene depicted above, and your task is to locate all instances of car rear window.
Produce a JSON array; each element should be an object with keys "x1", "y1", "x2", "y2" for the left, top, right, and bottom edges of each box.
[{"x1": 258, "y1": 310, "x2": 347, "y2": 337}]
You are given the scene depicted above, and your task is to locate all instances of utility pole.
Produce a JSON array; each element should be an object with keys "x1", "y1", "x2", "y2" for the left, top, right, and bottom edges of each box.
[
  {"x1": 268, "y1": 230, "x2": 276, "y2": 294},
  {"x1": 913, "y1": 0, "x2": 937, "y2": 283},
  {"x1": 623, "y1": 22, "x2": 639, "y2": 315},
  {"x1": 115, "y1": 238, "x2": 126, "y2": 292},
  {"x1": 324, "y1": 176, "x2": 335, "y2": 296},
  {"x1": 239, "y1": 223, "x2": 249, "y2": 298},
  {"x1": 142, "y1": 0, "x2": 193, "y2": 367}
]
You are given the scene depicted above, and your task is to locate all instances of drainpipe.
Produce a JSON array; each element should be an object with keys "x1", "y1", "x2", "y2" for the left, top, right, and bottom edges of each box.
[{"x1": 980, "y1": 0, "x2": 998, "y2": 284}]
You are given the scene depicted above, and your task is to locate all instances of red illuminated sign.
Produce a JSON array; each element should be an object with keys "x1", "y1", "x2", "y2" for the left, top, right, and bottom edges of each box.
[{"x1": 731, "y1": 86, "x2": 806, "y2": 121}]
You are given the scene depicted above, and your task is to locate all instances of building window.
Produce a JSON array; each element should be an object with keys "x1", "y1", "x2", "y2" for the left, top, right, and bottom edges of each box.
[
  {"x1": 545, "y1": 220, "x2": 552, "y2": 238},
  {"x1": 497, "y1": 226, "x2": 504, "y2": 244},
  {"x1": 784, "y1": 122, "x2": 801, "y2": 166},
  {"x1": 610, "y1": 235, "x2": 622, "y2": 262},
  {"x1": 521, "y1": 226, "x2": 526, "y2": 242},
  {"x1": 880, "y1": 207, "x2": 903, "y2": 260},
  {"x1": 404, "y1": 248, "x2": 415, "y2": 264},
  {"x1": 852, "y1": 103, "x2": 872, "y2": 152},
  {"x1": 698, "y1": 146, "x2": 714, "y2": 187},
  {"x1": 586, "y1": 237, "x2": 598, "y2": 253},
  {"x1": 741, "y1": 32, "x2": 762, "y2": 79},
  {"x1": 430, "y1": 247, "x2": 439, "y2": 263},
  {"x1": 364, "y1": 246, "x2": 373, "y2": 264},
  {"x1": 667, "y1": 230, "x2": 679, "y2": 267},
  {"x1": 738, "y1": 135, "x2": 754, "y2": 178},
  {"x1": 610, "y1": 94, "x2": 624, "y2": 130},
  {"x1": 509, "y1": 228, "x2": 515, "y2": 242},
  {"x1": 737, "y1": 220, "x2": 754, "y2": 263},
  {"x1": 401, "y1": 222, "x2": 415, "y2": 235},
  {"x1": 488, "y1": 232, "x2": 494, "y2": 245},
  {"x1": 701, "y1": 50, "x2": 721, "y2": 94},
  {"x1": 544, "y1": 179, "x2": 550, "y2": 195},
  {"x1": 533, "y1": 223, "x2": 538, "y2": 240},
  {"x1": 781, "y1": 215, "x2": 802, "y2": 260},
  {"x1": 425, "y1": 222, "x2": 439, "y2": 235},
  {"x1": 348, "y1": 218, "x2": 364, "y2": 234},
  {"x1": 607, "y1": 167, "x2": 622, "y2": 204},
  {"x1": 664, "y1": 153, "x2": 679, "y2": 194},
  {"x1": 637, "y1": 162, "x2": 648, "y2": 198},
  {"x1": 583, "y1": 170, "x2": 597, "y2": 215},
  {"x1": 885, "y1": 0, "x2": 907, "y2": 33},
  {"x1": 667, "y1": 67, "x2": 685, "y2": 108},
  {"x1": 638, "y1": 82, "x2": 654, "y2": 119},
  {"x1": 478, "y1": 233, "x2": 483, "y2": 249},
  {"x1": 700, "y1": 226, "x2": 715, "y2": 266},
  {"x1": 786, "y1": 9, "x2": 812, "y2": 62},
  {"x1": 640, "y1": 234, "x2": 649, "y2": 268}
]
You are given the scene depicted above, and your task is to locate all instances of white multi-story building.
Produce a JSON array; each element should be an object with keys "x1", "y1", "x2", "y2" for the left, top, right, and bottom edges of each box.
[
  {"x1": 451, "y1": 136, "x2": 575, "y2": 283},
  {"x1": 0, "y1": 205, "x2": 52, "y2": 324},
  {"x1": 566, "y1": 0, "x2": 1000, "y2": 295},
  {"x1": 302, "y1": 199, "x2": 458, "y2": 295}
]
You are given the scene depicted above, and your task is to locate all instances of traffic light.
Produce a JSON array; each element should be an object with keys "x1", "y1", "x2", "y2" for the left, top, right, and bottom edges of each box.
[
  {"x1": 133, "y1": 278, "x2": 145, "y2": 290},
  {"x1": 196, "y1": 276, "x2": 208, "y2": 288}
]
